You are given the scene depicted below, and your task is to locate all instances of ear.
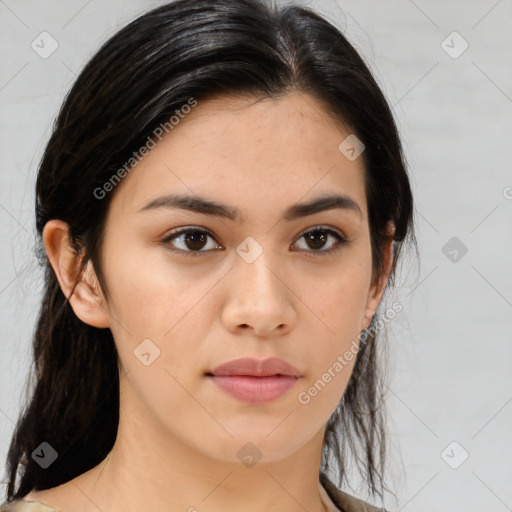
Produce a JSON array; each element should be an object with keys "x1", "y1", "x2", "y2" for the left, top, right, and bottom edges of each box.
[
  {"x1": 42, "y1": 219, "x2": 110, "y2": 329},
  {"x1": 360, "y1": 222, "x2": 395, "y2": 332}
]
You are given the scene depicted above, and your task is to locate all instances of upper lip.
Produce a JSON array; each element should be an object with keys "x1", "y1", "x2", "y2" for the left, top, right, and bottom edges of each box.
[{"x1": 207, "y1": 357, "x2": 301, "y2": 377}]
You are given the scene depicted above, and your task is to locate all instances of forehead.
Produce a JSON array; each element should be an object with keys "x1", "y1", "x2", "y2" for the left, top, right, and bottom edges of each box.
[{"x1": 108, "y1": 92, "x2": 368, "y2": 221}]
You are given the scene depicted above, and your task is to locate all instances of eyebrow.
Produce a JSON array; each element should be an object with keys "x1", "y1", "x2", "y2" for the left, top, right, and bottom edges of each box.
[{"x1": 137, "y1": 192, "x2": 364, "y2": 222}]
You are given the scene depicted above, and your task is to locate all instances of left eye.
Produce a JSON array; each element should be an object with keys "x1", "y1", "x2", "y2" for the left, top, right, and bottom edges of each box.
[
  {"x1": 293, "y1": 228, "x2": 348, "y2": 256},
  {"x1": 162, "y1": 226, "x2": 347, "y2": 257}
]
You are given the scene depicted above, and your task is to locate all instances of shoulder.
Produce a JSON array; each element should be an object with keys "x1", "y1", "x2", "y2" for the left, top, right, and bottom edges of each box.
[
  {"x1": 320, "y1": 472, "x2": 387, "y2": 512},
  {"x1": 0, "y1": 500, "x2": 62, "y2": 512}
]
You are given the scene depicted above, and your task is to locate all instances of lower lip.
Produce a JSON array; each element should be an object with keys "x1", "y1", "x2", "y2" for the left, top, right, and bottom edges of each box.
[{"x1": 208, "y1": 375, "x2": 299, "y2": 404}]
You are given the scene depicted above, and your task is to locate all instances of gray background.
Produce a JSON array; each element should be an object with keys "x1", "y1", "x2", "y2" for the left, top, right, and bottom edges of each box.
[{"x1": 1, "y1": 1, "x2": 511, "y2": 510}]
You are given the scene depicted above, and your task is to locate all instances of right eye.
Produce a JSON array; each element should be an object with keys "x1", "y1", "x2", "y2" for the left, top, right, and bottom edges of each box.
[{"x1": 161, "y1": 227, "x2": 223, "y2": 257}]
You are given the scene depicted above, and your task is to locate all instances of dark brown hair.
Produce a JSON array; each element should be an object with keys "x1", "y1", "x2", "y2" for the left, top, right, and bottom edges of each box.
[{"x1": 2, "y1": 0, "x2": 416, "y2": 506}]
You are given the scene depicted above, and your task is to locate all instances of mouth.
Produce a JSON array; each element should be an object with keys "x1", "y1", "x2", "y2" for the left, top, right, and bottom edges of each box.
[
  {"x1": 205, "y1": 356, "x2": 302, "y2": 404},
  {"x1": 206, "y1": 373, "x2": 299, "y2": 404}
]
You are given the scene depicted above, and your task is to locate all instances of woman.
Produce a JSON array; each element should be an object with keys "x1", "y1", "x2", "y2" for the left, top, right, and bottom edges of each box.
[{"x1": 1, "y1": 0, "x2": 416, "y2": 510}]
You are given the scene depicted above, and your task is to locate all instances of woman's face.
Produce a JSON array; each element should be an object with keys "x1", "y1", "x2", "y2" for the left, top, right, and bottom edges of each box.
[{"x1": 96, "y1": 92, "x2": 388, "y2": 463}]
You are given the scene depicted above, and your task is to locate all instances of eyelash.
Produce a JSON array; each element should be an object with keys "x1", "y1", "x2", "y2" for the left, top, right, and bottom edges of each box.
[{"x1": 161, "y1": 225, "x2": 348, "y2": 258}]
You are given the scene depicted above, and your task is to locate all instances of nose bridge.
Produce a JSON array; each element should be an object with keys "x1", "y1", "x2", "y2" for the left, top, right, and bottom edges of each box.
[{"x1": 234, "y1": 236, "x2": 283, "y2": 299}]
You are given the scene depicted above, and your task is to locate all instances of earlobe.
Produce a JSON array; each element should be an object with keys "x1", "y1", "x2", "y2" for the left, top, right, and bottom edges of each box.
[
  {"x1": 42, "y1": 220, "x2": 110, "y2": 329},
  {"x1": 361, "y1": 277, "x2": 386, "y2": 332}
]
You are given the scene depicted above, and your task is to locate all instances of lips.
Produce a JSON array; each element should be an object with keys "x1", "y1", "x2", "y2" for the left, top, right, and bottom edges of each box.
[
  {"x1": 206, "y1": 357, "x2": 301, "y2": 404},
  {"x1": 207, "y1": 357, "x2": 301, "y2": 378}
]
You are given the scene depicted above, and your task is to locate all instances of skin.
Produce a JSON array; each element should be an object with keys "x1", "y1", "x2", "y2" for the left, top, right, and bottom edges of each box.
[{"x1": 29, "y1": 91, "x2": 394, "y2": 512}]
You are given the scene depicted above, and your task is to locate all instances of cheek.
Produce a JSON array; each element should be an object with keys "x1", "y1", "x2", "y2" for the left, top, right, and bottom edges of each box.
[
  {"x1": 101, "y1": 237, "x2": 212, "y2": 334},
  {"x1": 102, "y1": 243, "x2": 223, "y2": 387},
  {"x1": 298, "y1": 253, "x2": 371, "y2": 391},
  {"x1": 294, "y1": 276, "x2": 365, "y2": 419},
  {"x1": 309, "y1": 259, "x2": 371, "y2": 335}
]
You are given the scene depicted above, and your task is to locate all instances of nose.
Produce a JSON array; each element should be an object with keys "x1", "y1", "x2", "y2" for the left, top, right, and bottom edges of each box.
[{"x1": 221, "y1": 249, "x2": 297, "y2": 338}]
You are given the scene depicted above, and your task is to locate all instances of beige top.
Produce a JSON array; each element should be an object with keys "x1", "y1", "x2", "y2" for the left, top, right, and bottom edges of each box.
[{"x1": 0, "y1": 473, "x2": 386, "y2": 512}]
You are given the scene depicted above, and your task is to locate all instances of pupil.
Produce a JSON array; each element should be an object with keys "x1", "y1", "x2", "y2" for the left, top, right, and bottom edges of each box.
[
  {"x1": 306, "y1": 230, "x2": 327, "y2": 249},
  {"x1": 185, "y1": 231, "x2": 207, "y2": 250}
]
